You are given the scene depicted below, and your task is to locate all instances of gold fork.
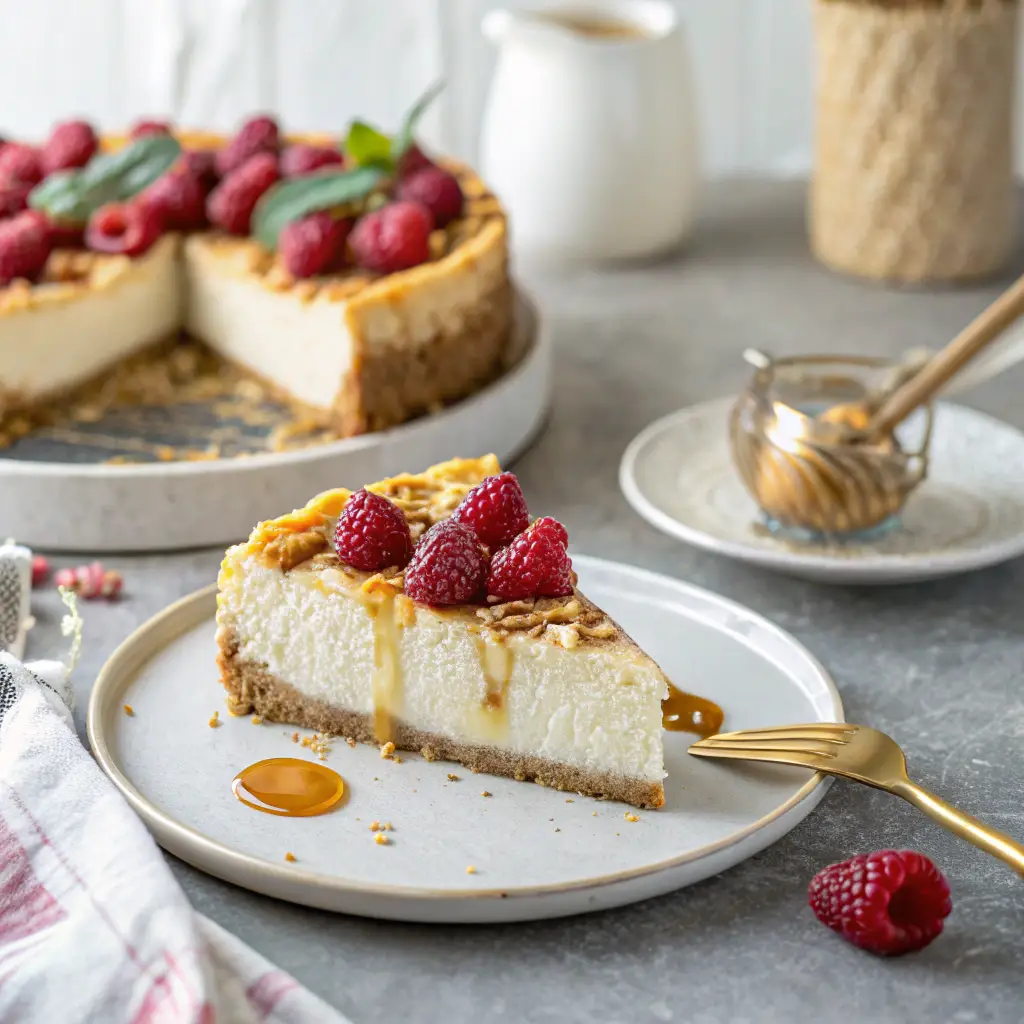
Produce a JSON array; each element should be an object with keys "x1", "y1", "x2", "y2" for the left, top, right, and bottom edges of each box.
[{"x1": 690, "y1": 723, "x2": 1024, "y2": 875}]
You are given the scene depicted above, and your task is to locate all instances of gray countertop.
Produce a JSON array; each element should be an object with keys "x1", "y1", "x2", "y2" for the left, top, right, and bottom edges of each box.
[{"x1": 31, "y1": 181, "x2": 1024, "y2": 1023}]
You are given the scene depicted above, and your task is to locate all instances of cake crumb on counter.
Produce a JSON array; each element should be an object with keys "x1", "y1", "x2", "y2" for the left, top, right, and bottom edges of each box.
[
  {"x1": 481, "y1": 791, "x2": 492, "y2": 798},
  {"x1": 251, "y1": 716, "x2": 263, "y2": 725},
  {"x1": 565, "y1": 798, "x2": 574, "y2": 803},
  {"x1": 447, "y1": 773, "x2": 460, "y2": 781},
  {"x1": 346, "y1": 737, "x2": 356, "y2": 748},
  {"x1": 380, "y1": 741, "x2": 396, "y2": 759},
  {"x1": 284, "y1": 852, "x2": 296, "y2": 863},
  {"x1": 466, "y1": 865, "x2": 477, "y2": 875},
  {"x1": 624, "y1": 813, "x2": 640, "y2": 823},
  {"x1": 123, "y1": 704, "x2": 134, "y2": 717},
  {"x1": 374, "y1": 833, "x2": 389, "y2": 846},
  {"x1": 291, "y1": 732, "x2": 299, "y2": 743},
  {"x1": 208, "y1": 711, "x2": 220, "y2": 728}
]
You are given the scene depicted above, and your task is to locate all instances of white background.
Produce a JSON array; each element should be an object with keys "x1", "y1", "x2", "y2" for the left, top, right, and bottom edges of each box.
[{"x1": 0, "y1": 0, "x2": 1019, "y2": 177}]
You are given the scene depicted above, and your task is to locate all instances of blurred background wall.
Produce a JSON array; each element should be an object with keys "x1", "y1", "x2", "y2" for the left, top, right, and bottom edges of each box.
[{"x1": 2, "y1": 0, "x2": 1021, "y2": 176}]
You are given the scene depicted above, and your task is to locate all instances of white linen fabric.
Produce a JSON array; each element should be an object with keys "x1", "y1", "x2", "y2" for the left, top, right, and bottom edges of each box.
[{"x1": 0, "y1": 545, "x2": 349, "y2": 1024}]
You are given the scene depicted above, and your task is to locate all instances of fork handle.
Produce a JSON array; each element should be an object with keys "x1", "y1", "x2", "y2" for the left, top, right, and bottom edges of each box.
[{"x1": 891, "y1": 780, "x2": 1024, "y2": 876}]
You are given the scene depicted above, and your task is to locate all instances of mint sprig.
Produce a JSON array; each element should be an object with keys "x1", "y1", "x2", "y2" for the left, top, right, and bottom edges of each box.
[
  {"x1": 252, "y1": 165, "x2": 385, "y2": 251},
  {"x1": 344, "y1": 80, "x2": 445, "y2": 173},
  {"x1": 29, "y1": 135, "x2": 182, "y2": 226}
]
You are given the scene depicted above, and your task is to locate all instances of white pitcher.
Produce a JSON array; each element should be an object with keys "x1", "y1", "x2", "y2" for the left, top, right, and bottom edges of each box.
[{"x1": 480, "y1": 1, "x2": 699, "y2": 262}]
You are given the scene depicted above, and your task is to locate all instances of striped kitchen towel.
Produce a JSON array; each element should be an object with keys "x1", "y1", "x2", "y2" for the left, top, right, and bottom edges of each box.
[{"x1": 0, "y1": 543, "x2": 348, "y2": 1024}]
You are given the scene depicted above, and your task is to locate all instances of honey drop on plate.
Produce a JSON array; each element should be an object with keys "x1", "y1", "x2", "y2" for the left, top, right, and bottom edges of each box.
[
  {"x1": 232, "y1": 757, "x2": 346, "y2": 817},
  {"x1": 662, "y1": 684, "x2": 725, "y2": 738}
]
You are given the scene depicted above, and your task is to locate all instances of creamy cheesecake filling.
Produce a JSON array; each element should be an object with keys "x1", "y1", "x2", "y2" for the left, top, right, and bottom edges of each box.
[
  {"x1": 183, "y1": 238, "x2": 355, "y2": 411},
  {"x1": 217, "y1": 554, "x2": 667, "y2": 784},
  {"x1": 0, "y1": 236, "x2": 180, "y2": 407}
]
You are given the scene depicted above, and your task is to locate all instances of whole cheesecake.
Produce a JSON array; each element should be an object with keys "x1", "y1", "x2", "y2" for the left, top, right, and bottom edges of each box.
[{"x1": 0, "y1": 111, "x2": 511, "y2": 440}]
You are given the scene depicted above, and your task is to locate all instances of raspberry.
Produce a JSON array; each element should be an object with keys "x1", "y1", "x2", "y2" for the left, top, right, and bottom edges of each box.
[
  {"x1": 54, "y1": 562, "x2": 122, "y2": 600},
  {"x1": 41, "y1": 120, "x2": 98, "y2": 175},
  {"x1": 404, "y1": 520, "x2": 488, "y2": 606},
  {"x1": 45, "y1": 217, "x2": 85, "y2": 249},
  {"x1": 85, "y1": 201, "x2": 162, "y2": 256},
  {"x1": 31, "y1": 554, "x2": 50, "y2": 587},
  {"x1": 530, "y1": 516, "x2": 569, "y2": 548},
  {"x1": 0, "y1": 211, "x2": 52, "y2": 284},
  {"x1": 808, "y1": 850, "x2": 952, "y2": 956},
  {"x1": 333, "y1": 489, "x2": 412, "y2": 571},
  {"x1": 280, "y1": 211, "x2": 352, "y2": 278},
  {"x1": 0, "y1": 144, "x2": 43, "y2": 185},
  {"x1": 486, "y1": 519, "x2": 573, "y2": 601},
  {"x1": 350, "y1": 201, "x2": 432, "y2": 274},
  {"x1": 130, "y1": 119, "x2": 172, "y2": 139},
  {"x1": 452, "y1": 472, "x2": 530, "y2": 548},
  {"x1": 280, "y1": 143, "x2": 344, "y2": 178},
  {"x1": 182, "y1": 150, "x2": 219, "y2": 190},
  {"x1": 142, "y1": 169, "x2": 207, "y2": 230},
  {"x1": 216, "y1": 115, "x2": 280, "y2": 177},
  {"x1": 0, "y1": 178, "x2": 31, "y2": 218},
  {"x1": 398, "y1": 143, "x2": 432, "y2": 178},
  {"x1": 396, "y1": 166, "x2": 464, "y2": 228},
  {"x1": 206, "y1": 153, "x2": 279, "y2": 235}
]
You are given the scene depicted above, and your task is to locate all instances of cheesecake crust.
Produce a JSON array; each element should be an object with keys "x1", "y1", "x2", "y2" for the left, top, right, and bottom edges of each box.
[{"x1": 217, "y1": 627, "x2": 666, "y2": 810}]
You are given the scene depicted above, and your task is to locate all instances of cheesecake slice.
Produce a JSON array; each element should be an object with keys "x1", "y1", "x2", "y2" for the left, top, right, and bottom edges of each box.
[{"x1": 216, "y1": 456, "x2": 669, "y2": 808}]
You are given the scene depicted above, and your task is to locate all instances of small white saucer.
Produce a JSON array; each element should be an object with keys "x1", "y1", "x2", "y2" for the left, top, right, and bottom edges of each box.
[{"x1": 620, "y1": 398, "x2": 1024, "y2": 585}]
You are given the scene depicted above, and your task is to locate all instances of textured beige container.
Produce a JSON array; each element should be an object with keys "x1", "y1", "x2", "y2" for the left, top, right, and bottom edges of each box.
[{"x1": 810, "y1": 0, "x2": 1018, "y2": 284}]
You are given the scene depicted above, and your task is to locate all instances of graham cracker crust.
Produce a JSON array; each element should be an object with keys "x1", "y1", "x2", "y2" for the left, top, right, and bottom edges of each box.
[
  {"x1": 338, "y1": 280, "x2": 514, "y2": 436},
  {"x1": 217, "y1": 629, "x2": 665, "y2": 810}
]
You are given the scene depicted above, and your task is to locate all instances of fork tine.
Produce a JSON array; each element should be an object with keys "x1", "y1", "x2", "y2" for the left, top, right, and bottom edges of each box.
[
  {"x1": 688, "y1": 744, "x2": 827, "y2": 770},
  {"x1": 692, "y1": 737, "x2": 838, "y2": 759},
  {"x1": 709, "y1": 729, "x2": 852, "y2": 746},
  {"x1": 713, "y1": 723, "x2": 857, "y2": 742}
]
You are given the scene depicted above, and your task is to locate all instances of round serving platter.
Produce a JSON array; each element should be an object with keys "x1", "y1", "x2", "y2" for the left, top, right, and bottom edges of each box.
[
  {"x1": 0, "y1": 291, "x2": 550, "y2": 553},
  {"x1": 87, "y1": 555, "x2": 843, "y2": 924}
]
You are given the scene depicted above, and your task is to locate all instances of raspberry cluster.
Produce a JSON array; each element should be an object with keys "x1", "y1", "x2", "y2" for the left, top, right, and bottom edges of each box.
[
  {"x1": 0, "y1": 112, "x2": 466, "y2": 286},
  {"x1": 331, "y1": 473, "x2": 573, "y2": 608}
]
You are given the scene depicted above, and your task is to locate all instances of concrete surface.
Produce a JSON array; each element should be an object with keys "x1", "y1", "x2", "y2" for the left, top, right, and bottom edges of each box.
[{"x1": 30, "y1": 182, "x2": 1024, "y2": 1023}]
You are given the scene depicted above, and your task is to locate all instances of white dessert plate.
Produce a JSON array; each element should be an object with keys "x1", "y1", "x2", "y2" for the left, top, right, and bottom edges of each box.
[
  {"x1": 620, "y1": 398, "x2": 1024, "y2": 585},
  {"x1": 87, "y1": 555, "x2": 841, "y2": 924},
  {"x1": 0, "y1": 291, "x2": 550, "y2": 554}
]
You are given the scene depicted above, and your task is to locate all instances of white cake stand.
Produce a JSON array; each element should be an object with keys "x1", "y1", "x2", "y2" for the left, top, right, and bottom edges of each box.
[{"x1": 0, "y1": 292, "x2": 551, "y2": 553}]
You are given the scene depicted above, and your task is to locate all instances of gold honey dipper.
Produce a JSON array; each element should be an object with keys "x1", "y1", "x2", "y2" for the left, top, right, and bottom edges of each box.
[{"x1": 730, "y1": 272, "x2": 1024, "y2": 537}]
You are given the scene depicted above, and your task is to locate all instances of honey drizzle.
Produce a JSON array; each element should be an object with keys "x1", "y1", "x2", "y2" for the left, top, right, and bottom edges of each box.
[
  {"x1": 232, "y1": 757, "x2": 345, "y2": 817},
  {"x1": 368, "y1": 592, "x2": 403, "y2": 743},
  {"x1": 476, "y1": 636, "x2": 514, "y2": 712},
  {"x1": 662, "y1": 683, "x2": 724, "y2": 738}
]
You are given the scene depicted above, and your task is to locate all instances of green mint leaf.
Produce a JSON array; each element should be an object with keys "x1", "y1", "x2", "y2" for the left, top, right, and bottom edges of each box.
[
  {"x1": 392, "y1": 80, "x2": 445, "y2": 163},
  {"x1": 28, "y1": 135, "x2": 182, "y2": 226},
  {"x1": 252, "y1": 165, "x2": 385, "y2": 251},
  {"x1": 345, "y1": 120, "x2": 393, "y2": 170},
  {"x1": 80, "y1": 135, "x2": 182, "y2": 199}
]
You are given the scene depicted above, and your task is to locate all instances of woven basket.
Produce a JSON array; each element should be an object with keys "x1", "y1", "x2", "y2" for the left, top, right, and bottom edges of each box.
[{"x1": 810, "y1": 0, "x2": 1018, "y2": 284}]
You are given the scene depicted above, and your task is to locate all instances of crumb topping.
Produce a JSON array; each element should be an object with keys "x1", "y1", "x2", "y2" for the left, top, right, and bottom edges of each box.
[{"x1": 242, "y1": 457, "x2": 625, "y2": 651}]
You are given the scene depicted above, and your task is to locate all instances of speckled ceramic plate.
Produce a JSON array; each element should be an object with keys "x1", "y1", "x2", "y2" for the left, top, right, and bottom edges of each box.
[
  {"x1": 86, "y1": 555, "x2": 842, "y2": 924},
  {"x1": 0, "y1": 291, "x2": 550, "y2": 554},
  {"x1": 620, "y1": 398, "x2": 1024, "y2": 585}
]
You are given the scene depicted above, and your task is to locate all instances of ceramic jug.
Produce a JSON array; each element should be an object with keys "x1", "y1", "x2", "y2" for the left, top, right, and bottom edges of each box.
[{"x1": 480, "y1": 1, "x2": 698, "y2": 262}]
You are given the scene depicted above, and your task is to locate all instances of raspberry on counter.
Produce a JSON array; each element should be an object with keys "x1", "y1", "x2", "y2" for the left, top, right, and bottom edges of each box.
[{"x1": 808, "y1": 849, "x2": 952, "y2": 956}]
